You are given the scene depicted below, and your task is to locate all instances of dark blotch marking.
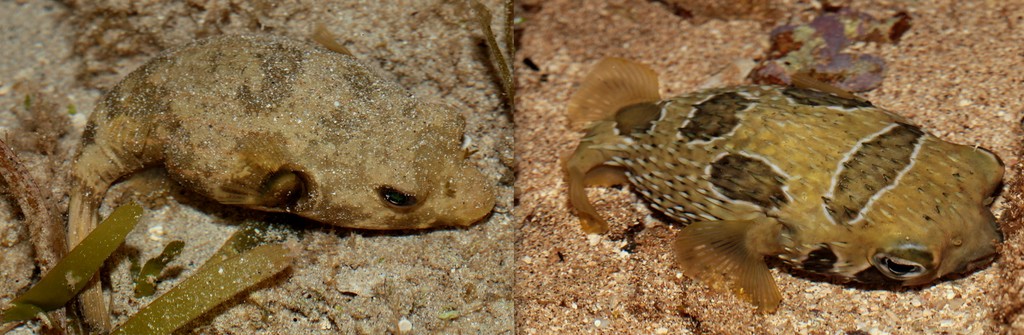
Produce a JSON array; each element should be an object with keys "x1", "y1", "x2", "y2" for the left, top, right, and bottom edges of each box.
[
  {"x1": 678, "y1": 92, "x2": 751, "y2": 141},
  {"x1": 101, "y1": 55, "x2": 175, "y2": 121},
  {"x1": 709, "y1": 154, "x2": 788, "y2": 208},
  {"x1": 81, "y1": 122, "x2": 97, "y2": 146},
  {"x1": 614, "y1": 102, "x2": 661, "y2": 136},
  {"x1": 801, "y1": 246, "x2": 838, "y2": 273},
  {"x1": 343, "y1": 61, "x2": 380, "y2": 100},
  {"x1": 782, "y1": 87, "x2": 874, "y2": 109},
  {"x1": 825, "y1": 123, "x2": 924, "y2": 225},
  {"x1": 102, "y1": 74, "x2": 172, "y2": 121},
  {"x1": 236, "y1": 42, "x2": 305, "y2": 115}
]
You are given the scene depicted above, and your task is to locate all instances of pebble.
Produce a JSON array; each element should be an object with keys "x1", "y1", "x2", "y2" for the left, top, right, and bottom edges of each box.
[
  {"x1": 911, "y1": 297, "x2": 922, "y2": 307},
  {"x1": 398, "y1": 317, "x2": 413, "y2": 333},
  {"x1": 147, "y1": 225, "x2": 166, "y2": 241}
]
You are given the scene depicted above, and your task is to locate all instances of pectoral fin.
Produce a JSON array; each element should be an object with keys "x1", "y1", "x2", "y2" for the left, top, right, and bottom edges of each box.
[
  {"x1": 673, "y1": 218, "x2": 783, "y2": 312},
  {"x1": 217, "y1": 169, "x2": 306, "y2": 210}
]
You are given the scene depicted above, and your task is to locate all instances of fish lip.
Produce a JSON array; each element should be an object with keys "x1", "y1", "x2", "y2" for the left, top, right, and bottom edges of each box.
[
  {"x1": 852, "y1": 266, "x2": 902, "y2": 285},
  {"x1": 935, "y1": 248, "x2": 999, "y2": 283},
  {"x1": 900, "y1": 274, "x2": 938, "y2": 287},
  {"x1": 449, "y1": 192, "x2": 496, "y2": 227},
  {"x1": 975, "y1": 145, "x2": 1005, "y2": 170},
  {"x1": 963, "y1": 252, "x2": 998, "y2": 273},
  {"x1": 455, "y1": 207, "x2": 495, "y2": 227}
]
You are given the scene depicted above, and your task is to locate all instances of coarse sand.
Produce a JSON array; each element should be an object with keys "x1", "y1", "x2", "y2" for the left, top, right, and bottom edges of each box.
[
  {"x1": 514, "y1": 0, "x2": 1024, "y2": 334},
  {"x1": 0, "y1": 0, "x2": 513, "y2": 334}
]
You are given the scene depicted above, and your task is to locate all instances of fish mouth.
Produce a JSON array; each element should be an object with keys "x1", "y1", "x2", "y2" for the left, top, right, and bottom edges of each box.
[
  {"x1": 852, "y1": 266, "x2": 935, "y2": 287},
  {"x1": 900, "y1": 273, "x2": 939, "y2": 287},
  {"x1": 441, "y1": 187, "x2": 496, "y2": 227},
  {"x1": 852, "y1": 266, "x2": 901, "y2": 285},
  {"x1": 437, "y1": 164, "x2": 497, "y2": 228},
  {"x1": 957, "y1": 251, "x2": 998, "y2": 275}
]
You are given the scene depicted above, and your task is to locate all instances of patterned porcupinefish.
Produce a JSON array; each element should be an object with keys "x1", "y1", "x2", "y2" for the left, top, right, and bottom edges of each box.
[
  {"x1": 564, "y1": 57, "x2": 1004, "y2": 312},
  {"x1": 68, "y1": 34, "x2": 495, "y2": 330}
]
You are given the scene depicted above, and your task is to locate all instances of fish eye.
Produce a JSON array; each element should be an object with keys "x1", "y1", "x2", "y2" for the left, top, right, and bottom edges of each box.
[
  {"x1": 873, "y1": 253, "x2": 926, "y2": 279},
  {"x1": 378, "y1": 186, "x2": 417, "y2": 208}
]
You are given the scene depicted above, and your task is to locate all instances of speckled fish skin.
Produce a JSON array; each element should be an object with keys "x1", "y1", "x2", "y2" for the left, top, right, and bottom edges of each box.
[
  {"x1": 565, "y1": 58, "x2": 1004, "y2": 311},
  {"x1": 66, "y1": 34, "x2": 495, "y2": 332},
  {"x1": 70, "y1": 34, "x2": 495, "y2": 235}
]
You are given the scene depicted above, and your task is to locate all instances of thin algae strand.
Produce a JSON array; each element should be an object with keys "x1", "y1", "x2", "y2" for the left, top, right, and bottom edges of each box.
[
  {"x1": 1, "y1": 204, "x2": 143, "y2": 323},
  {"x1": 110, "y1": 244, "x2": 294, "y2": 335}
]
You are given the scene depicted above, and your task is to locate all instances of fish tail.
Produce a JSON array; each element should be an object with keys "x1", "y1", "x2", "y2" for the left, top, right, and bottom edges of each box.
[{"x1": 563, "y1": 146, "x2": 613, "y2": 234}]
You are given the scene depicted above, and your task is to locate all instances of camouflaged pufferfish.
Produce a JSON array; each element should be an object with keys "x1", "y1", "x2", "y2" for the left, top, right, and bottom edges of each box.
[
  {"x1": 67, "y1": 35, "x2": 497, "y2": 331},
  {"x1": 564, "y1": 58, "x2": 1004, "y2": 312}
]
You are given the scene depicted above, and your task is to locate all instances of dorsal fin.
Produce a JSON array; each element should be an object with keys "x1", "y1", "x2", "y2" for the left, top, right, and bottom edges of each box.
[
  {"x1": 310, "y1": 23, "x2": 354, "y2": 56},
  {"x1": 567, "y1": 57, "x2": 661, "y2": 127}
]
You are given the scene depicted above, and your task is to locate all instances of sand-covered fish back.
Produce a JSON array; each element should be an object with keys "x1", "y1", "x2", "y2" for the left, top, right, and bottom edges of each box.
[{"x1": 68, "y1": 34, "x2": 495, "y2": 331}]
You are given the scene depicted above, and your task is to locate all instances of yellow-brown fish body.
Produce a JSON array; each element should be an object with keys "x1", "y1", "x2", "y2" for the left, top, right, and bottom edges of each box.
[
  {"x1": 68, "y1": 34, "x2": 495, "y2": 331},
  {"x1": 565, "y1": 58, "x2": 1004, "y2": 312},
  {"x1": 72, "y1": 34, "x2": 495, "y2": 234}
]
